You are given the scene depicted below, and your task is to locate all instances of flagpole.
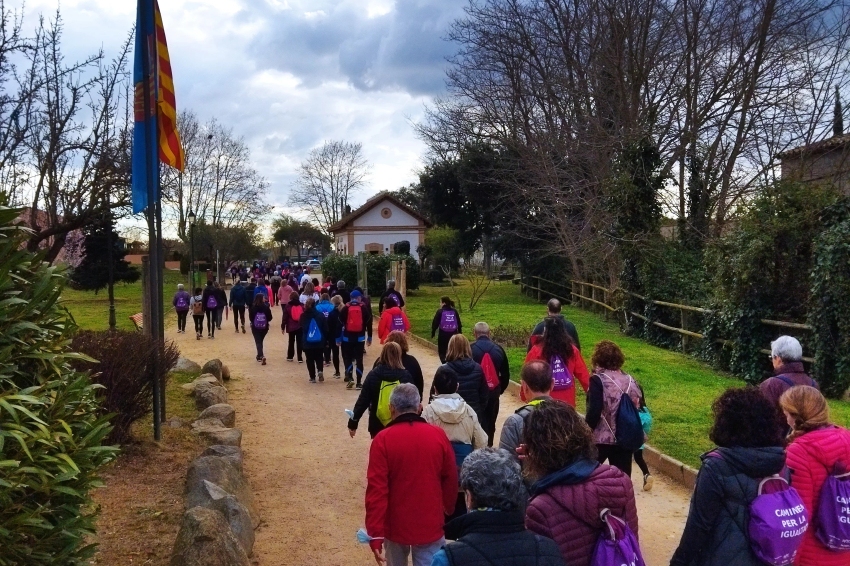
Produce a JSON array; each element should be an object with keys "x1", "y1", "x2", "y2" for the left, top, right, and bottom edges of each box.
[{"x1": 156, "y1": 195, "x2": 166, "y2": 423}]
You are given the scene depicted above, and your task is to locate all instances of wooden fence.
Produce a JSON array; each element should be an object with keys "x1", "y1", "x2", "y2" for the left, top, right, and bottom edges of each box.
[{"x1": 518, "y1": 274, "x2": 814, "y2": 363}]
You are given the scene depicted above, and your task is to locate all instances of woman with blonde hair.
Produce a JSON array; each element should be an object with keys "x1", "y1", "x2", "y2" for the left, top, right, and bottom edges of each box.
[
  {"x1": 442, "y1": 334, "x2": 490, "y2": 432},
  {"x1": 781, "y1": 386, "x2": 850, "y2": 565},
  {"x1": 348, "y1": 342, "x2": 413, "y2": 439}
]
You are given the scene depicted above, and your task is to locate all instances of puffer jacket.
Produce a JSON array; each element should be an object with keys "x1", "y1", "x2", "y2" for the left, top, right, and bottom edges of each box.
[
  {"x1": 526, "y1": 459, "x2": 637, "y2": 566},
  {"x1": 786, "y1": 426, "x2": 850, "y2": 566},
  {"x1": 422, "y1": 394, "x2": 488, "y2": 449},
  {"x1": 670, "y1": 446, "x2": 787, "y2": 566},
  {"x1": 444, "y1": 358, "x2": 490, "y2": 430}
]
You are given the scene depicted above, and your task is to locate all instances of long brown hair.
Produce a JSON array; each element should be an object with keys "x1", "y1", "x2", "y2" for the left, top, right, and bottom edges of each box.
[
  {"x1": 780, "y1": 385, "x2": 830, "y2": 441},
  {"x1": 541, "y1": 317, "x2": 573, "y2": 363},
  {"x1": 378, "y1": 342, "x2": 404, "y2": 369},
  {"x1": 446, "y1": 334, "x2": 472, "y2": 362}
]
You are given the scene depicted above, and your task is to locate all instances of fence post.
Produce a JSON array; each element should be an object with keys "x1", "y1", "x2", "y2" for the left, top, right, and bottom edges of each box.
[
  {"x1": 536, "y1": 276, "x2": 541, "y2": 302},
  {"x1": 681, "y1": 308, "x2": 689, "y2": 353}
]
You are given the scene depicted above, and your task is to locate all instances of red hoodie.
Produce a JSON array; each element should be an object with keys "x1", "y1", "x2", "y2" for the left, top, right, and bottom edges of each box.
[
  {"x1": 378, "y1": 306, "x2": 411, "y2": 343},
  {"x1": 524, "y1": 344, "x2": 590, "y2": 407}
]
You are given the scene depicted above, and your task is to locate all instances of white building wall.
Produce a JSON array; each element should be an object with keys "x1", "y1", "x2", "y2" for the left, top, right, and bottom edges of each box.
[
  {"x1": 353, "y1": 231, "x2": 421, "y2": 259},
  {"x1": 352, "y1": 200, "x2": 419, "y2": 228}
]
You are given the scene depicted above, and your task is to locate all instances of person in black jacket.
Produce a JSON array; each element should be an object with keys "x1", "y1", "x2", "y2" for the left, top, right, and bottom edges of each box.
[
  {"x1": 339, "y1": 290, "x2": 373, "y2": 390},
  {"x1": 470, "y1": 322, "x2": 510, "y2": 446},
  {"x1": 378, "y1": 280, "x2": 405, "y2": 313},
  {"x1": 326, "y1": 295, "x2": 343, "y2": 378},
  {"x1": 348, "y1": 342, "x2": 413, "y2": 438},
  {"x1": 372, "y1": 331, "x2": 424, "y2": 399},
  {"x1": 201, "y1": 281, "x2": 218, "y2": 338},
  {"x1": 229, "y1": 279, "x2": 248, "y2": 333},
  {"x1": 334, "y1": 279, "x2": 351, "y2": 304},
  {"x1": 432, "y1": 296, "x2": 462, "y2": 363},
  {"x1": 670, "y1": 387, "x2": 786, "y2": 566},
  {"x1": 435, "y1": 448, "x2": 564, "y2": 566},
  {"x1": 443, "y1": 334, "x2": 490, "y2": 433},
  {"x1": 213, "y1": 281, "x2": 228, "y2": 330},
  {"x1": 299, "y1": 298, "x2": 329, "y2": 383},
  {"x1": 528, "y1": 298, "x2": 580, "y2": 352},
  {"x1": 248, "y1": 293, "x2": 273, "y2": 365}
]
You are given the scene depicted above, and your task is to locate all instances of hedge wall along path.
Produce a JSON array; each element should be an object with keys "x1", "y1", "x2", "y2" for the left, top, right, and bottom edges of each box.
[{"x1": 403, "y1": 282, "x2": 850, "y2": 468}]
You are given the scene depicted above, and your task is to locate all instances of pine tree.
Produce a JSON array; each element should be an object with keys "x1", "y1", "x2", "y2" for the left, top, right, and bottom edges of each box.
[{"x1": 70, "y1": 213, "x2": 139, "y2": 293}]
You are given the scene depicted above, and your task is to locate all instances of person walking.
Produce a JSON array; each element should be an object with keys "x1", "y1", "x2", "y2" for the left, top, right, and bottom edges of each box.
[
  {"x1": 585, "y1": 340, "x2": 643, "y2": 476},
  {"x1": 378, "y1": 297, "x2": 411, "y2": 344},
  {"x1": 277, "y1": 278, "x2": 295, "y2": 311},
  {"x1": 760, "y1": 335, "x2": 818, "y2": 431},
  {"x1": 524, "y1": 400, "x2": 638, "y2": 566},
  {"x1": 443, "y1": 334, "x2": 490, "y2": 434},
  {"x1": 326, "y1": 295, "x2": 343, "y2": 378},
  {"x1": 432, "y1": 448, "x2": 565, "y2": 566},
  {"x1": 281, "y1": 291, "x2": 304, "y2": 363},
  {"x1": 348, "y1": 342, "x2": 414, "y2": 439},
  {"x1": 201, "y1": 282, "x2": 218, "y2": 338},
  {"x1": 300, "y1": 281, "x2": 321, "y2": 304},
  {"x1": 248, "y1": 294, "x2": 272, "y2": 365},
  {"x1": 525, "y1": 317, "x2": 589, "y2": 408},
  {"x1": 229, "y1": 278, "x2": 248, "y2": 334},
  {"x1": 432, "y1": 296, "x2": 462, "y2": 363},
  {"x1": 379, "y1": 280, "x2": 405, "y2": 313},
  {"x1": 422, "y1": 366, "x2": 488, "y2": 520},
  {"x1": 334, "y1": 279, "x2": 351, "y2": 304},
  {"x1": 315, "y1": 293, "x2": 335, "y2": 368},
  {"x1": 361, "y1": 384, "x2": 457, "y2": 566},
  {"x1": 339, "y1": 290, "x2": 373, "y2": 390},
  {"x1": 376, "y1": 331, "x2": 424, "y2": 398},
  {"x1": 528, "y1": 298, "x2": 580, "y2": 351},
  {"x1": 172, "y1": 284, "x2": 191, "y2": 333},
  {"x1": 189, "y1": 287, "x2": 205, "y2": 340},
  {"x1": 499, "y1": 360, "x2": 553, "y2": 465},
  {"x1": 470, "y1": 322, "x2": 510, "y2": 446},
  {"x1": 270, "y1": 270, "x2": 282, "y2": 306},
  {"x1": 781, "y1": 386, "x2": 850, "y2": 566},
  {"x1": 670, "y1": 387, "x2": 787, "y2": 566},
  {"x1": 213, "y1": 281, "x2": 227, "y2": 331},
  {"x1": 299, "y1": 298, "x2": 329, "y2": 383}
]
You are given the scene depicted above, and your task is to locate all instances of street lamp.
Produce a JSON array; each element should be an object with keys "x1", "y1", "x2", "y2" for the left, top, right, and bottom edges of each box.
[{"x1": 188, "y1": 210, "x2": 196, "y2": 288}]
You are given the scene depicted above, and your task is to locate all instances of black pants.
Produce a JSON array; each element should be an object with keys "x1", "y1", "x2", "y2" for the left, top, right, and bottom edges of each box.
[
  {"x1": 597, "y1": 444, "x2": 633, "y2": 477},
  {"x1": 287, "y1": 331, "x2": 303, "y2": 361},
  {"x1": 304, "y1": 348, "x2": 323, "y2": 380},
  {"x1": 176, "y1": 310, "x2": 188, "y2": 332},
  {"x1": 205, "y1": 310, "x2": 216, "y2": 336},
  {"x1": 342, "y1": 341, "x2": 365, "y2": 383},
  {"x1": 483, "y1": 394, "x2": 500, "y2": 447},
  {"x1": 233, "y1": 305, "x2": 246, "y2": 330},
  {"x1": 437, "y1": 331, "x2": 454, "y2": 363},
  {"x1": 271, "y1": 284, "x2": 280, "y2": 305},
  {"x1": 252, "y1": 329, "x2": 267, "y2": 359},
  {"x1": 634, "y1": 448, "x2": 650, "y2": 476},
  {"x1": 216, "y1": 308, "x2": 224, "y2": 329},
  {"x1": 193, "y1": 314, "x2": 204, "y2": 335},
  {"x1": 325, "y1": 342, "x2": 340, "y2": 374}
]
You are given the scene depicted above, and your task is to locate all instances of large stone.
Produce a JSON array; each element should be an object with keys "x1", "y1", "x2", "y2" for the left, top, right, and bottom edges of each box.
[
  {"x1": 201, "y1": 445, "x2": 243, "y2": 472},
  {"x1": 181, "y1": 374, "x2": 220, "y2": 395},
  {"x1": 191, "y1": 418, "x2": 226, "y2": 432},
  {"x1": 169, "y1": 506, "x2": 250, "y2": 566},
  {"x1": 198, "y1": 428, "x2": 242, "y2": 447},
  {"x1": 186, "y1": 456, "x2": 258, "y2": 528},
  {"x1": 221, "y1": 364, "x2": 231, "y2": 381},
  {"x1": 182, "y1": 481, "x2": 254, "y2": 555},
  {"x1": 194, "y1": 385, "x2": 227, "y2": 411},
  {"x1": 201, "y1": 359, "x2": 224, "y2": 380},
  {"x1": 198, "y1": 404, "x2": 235, "y2": 428},
  {"x1": 173, "y1": 357, "x2": 203, "y2": 373}
]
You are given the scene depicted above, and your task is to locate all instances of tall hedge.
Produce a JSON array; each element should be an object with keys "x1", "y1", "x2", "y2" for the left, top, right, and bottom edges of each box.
[{"x1": 0, "y1": 207, "x2": 116, "y2": 564}]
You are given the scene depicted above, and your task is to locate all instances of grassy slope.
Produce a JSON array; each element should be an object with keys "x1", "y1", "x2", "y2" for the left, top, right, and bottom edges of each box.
[{"x1": 405, "y1": 281, "x2": 850, "y2": 467}]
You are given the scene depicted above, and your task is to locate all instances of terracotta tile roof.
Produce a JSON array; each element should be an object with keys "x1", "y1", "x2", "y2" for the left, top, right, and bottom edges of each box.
[
  {"x1": 329, "y1": 191, "x2": 431, "y2": 232},
  {"x1": 777, "y1": 134, "x2": 850, "y2": 159}
]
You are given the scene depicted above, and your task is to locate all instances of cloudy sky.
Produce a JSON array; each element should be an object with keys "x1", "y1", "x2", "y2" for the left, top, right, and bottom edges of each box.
[{"x1": 24, "y1": 0, "x2": 465, "y2": 213}]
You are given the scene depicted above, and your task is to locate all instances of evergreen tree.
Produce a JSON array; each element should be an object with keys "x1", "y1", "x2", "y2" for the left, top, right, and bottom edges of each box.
[{"x1": 71, "y1": 214, "x2": 139, "y2": 293}]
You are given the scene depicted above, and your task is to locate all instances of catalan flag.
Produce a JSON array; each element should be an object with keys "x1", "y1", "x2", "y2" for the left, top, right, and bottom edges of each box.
[{"x1": 132, "y1": 0, "x2": 184, "y2": 214}]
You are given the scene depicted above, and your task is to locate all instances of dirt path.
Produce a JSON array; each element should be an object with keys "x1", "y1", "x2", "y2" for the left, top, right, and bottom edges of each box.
[{"x1": 173, "y1": 317, "x2": 689, "y2": 565}]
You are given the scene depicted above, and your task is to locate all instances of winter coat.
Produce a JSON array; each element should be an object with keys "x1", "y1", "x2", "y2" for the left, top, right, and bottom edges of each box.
[
  {"x1": 529, "y1": 315, "x2": 581, "y2": 351},
  {"x1": 201, "y1": 285, "x2": 218, "y2": 312},
  {"x1": 422, "y1": 393, "x2": 488, "y2": 450},
  {"x1": 299, "y1": 307, "x2": 329, "y2": 350},
  {"x1": 760, "y1": 362, "x2": 819, "y2": 432},
  {"x1": 524, "y1": 344, "x2": 589, "y2": 407},
  {"x1": 526, "y1": 458, "x2": 638, "y2": 566},
  {"x1": 299, "y1": 292, "x2": 320, "y2": 305},
  {"x1": 378, "y1": 306, "x2": 411, "y2": 343},
  {"x1": 229, "y1": 283, "x2": 248, "y2": 308},
  {"x1": 315, "y1": 299, "x2": 335, "y2": 321},
  {"x1": 248, "y1": 303, "x2": 273, "y2": 331},
  {"x1": 379, "y1": 288, "x2": 405, "y2": 312},
  {"x1": 670, "y1": 446, "x2": 787, "y2": 566},
  {"x1": 434, "y1": 511, "x2": 565, "y2": 566},
  {"x1": 365, "y1": 413, "x2": 457, "y2": 547},
  {"x1": 431, "y1": 306, "x2": 462, "y2": 338},
  {"x1": 585, "y1": 371, "x2": 642, "y2": 446},
  {"x1": 172, "y1": 290, "x2": 191, "y2": 312},
  {"x1": 443, "y1": 358, "x2": 490, "y2": 431},
  {"x1": 214, "y1": 288, "x2": 227, "y2": 310},
  {"x1": 334, "y1": 288, "x2": 351, "y2": 304},
  {"x1": 280, "y1": 300, "x2": 304, "y2": 333},
  {"x1": 374, "y1": 353, "x2": 424, "y2": 399},
  {"x1": 471, "y1": 336, "x2": 511, "y2": 394},
  {"x1": 786, "y1": 426, "x2": 850, "y2": 566},
  {"x1": 499, "y1": 397, "x2": 551, "y2": 465},
  {"x1": 348, "y1": 365, "x2": 413, "y2": 438},
  {"x1": 277, "y1": 284, "x2": 295, "y2": 305},
  {"x1": 327, "y1": 308, "x2": 342, "y2": 344},
  {"x1": 339, "y1": 300, "x2": 373, "y2": 343}
]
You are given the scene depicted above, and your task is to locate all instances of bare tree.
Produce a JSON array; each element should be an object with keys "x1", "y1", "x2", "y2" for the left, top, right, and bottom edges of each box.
[{"x1": 288, "y1": 140, "x2": 369, "y2": 232}]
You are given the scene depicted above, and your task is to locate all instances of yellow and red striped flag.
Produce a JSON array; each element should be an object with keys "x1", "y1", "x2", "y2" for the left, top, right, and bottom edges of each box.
[{"x1": 154, "y1": 1, "x2": 183, "y2": 171}]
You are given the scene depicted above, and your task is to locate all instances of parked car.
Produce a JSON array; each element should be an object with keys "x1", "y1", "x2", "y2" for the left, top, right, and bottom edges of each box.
[{"x1": 306, "y1": 259, "x2": 321, "y2": 270}]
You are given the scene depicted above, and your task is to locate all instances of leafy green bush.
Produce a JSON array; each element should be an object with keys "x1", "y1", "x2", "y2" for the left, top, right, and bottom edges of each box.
[
  {"x1": 321, "y1": 253, "x2": 357, "y2": 285},
  {"x1": 71, "y1": 331, "x2": 180, "y2": 444},
  {"x1": 0, "y1": 207, "x2": 117, "y2": 565},
  {"x1": 490, "y1": 324, "x2": 534, "y2": 348},
  {"x1": 321, "y1": 253, "x2": 420, "y2": 293}
]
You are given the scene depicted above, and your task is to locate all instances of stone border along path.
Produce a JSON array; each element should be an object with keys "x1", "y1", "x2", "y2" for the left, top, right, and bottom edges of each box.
[{"x1": 169, "y1": 298, "x2": 691, "y2": 565}]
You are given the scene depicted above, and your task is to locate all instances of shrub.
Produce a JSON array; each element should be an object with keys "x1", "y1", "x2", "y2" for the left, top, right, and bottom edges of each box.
[
  {"x1": 321, "y1": 253, "x2": 357, "y2": 285},
  {"x1": 490, "y1": 324, "x2": 534, "y2": 348},
  {"x1": 0, "y1": 207, "x2": 117, "y2": 565},
  {"x1": 321, "y1": 253, "x2": 420, "y2": 293},
  {"x1": 393, "y1": 240, "x2": 411, "y2": 255},
  {"x1": 71, "y1": 331, "x2": 180, "y2": 444}
]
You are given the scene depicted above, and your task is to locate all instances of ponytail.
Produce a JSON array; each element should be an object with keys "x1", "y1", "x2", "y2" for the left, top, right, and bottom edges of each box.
[{"x1": 441, "y1": 295, "x2": 454, "y2": 310}]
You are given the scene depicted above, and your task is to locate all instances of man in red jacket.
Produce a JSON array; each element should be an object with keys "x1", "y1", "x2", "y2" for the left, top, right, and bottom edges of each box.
[{"x1": 365, "y1": 383, "x2": 457, "y2": 566}]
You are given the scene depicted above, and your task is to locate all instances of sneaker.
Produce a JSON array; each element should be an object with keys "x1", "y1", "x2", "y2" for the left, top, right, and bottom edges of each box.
[
  {"x1": 309, "y1": 379, "x2": 317, "y2": 384},
  {"x1": 344, "y1": 373, "x2": 353, "y2": 383},
  {"x1": 262, "y1": 357, "x2": 267, "y2": 366},
  {"x1": 286, "y1": 358, "x2": 294, "y2": 362},
  {"x1": 236, "y1": 329, "x2": 240, "y2": 333},
  {"x1": 333, "y1": 373, "x2": 341, "y2": 379},
  {"x1": 208, "y1": 332, "x2": 211, "y2": 337},
  {"x1": 298, "y1": 359, "x2": 303, "y2": 364},
  {"x1": 355, "y1": 383, "x2": 362, "y2": 390},
  {"x1": 643, "y1": 474, "x2": 654, "y2": 492},
  {"x1": 242, "y1": 327, "x2": 246, "y2": 334},
  {"x1": 196, "y1": 334, "x2": 201, "y2": 340},
  {"x1": 346, "y1": 381, "x2": 355, "y2": 389},
  {"x1": 318, "y1": 372, "x2": 324, "y2": 382}
]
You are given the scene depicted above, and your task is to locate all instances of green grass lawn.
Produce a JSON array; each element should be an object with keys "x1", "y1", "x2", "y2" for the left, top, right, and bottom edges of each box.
[
  {"x1": 405, "y1": 281, "x2": 850, "y2": 467},
  {"x1": 61, "y1": 270, "x2": 187, "y2": 331}
]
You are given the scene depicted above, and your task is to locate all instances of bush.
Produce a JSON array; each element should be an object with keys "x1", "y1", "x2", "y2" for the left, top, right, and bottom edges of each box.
[
  {"x1": 71, "y1": 331, "x2": 180, "y2": 444},
  {"x1": 0, "y1": 207, "x2": 117, "y2": 564},
  {"x1": 321, "y1": 253, "x2": 420, "y2": 293},
  {"x1": 393, "y1": 240, "x2": 411, "y2": 255},
  {"x1": 321, "y1": 253, "x2": 357, "y2": 285},
  {"x1": 490, "y1": 324, "x2": 534, "y2": 348}
]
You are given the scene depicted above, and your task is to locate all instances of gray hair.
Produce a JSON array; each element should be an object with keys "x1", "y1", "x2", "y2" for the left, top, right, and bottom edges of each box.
[
  {"x1": 337, "y1": 280, "x2": 346, "y2": 289},
  {"x1": 387, "y1": 280, "x2": 396, "y2": 287},
  {"x1": 389, "y1": 383, "x2": 420, "y2": 414},
  {"x1": 460, "y1": 448, "x2": 527, "y2": 512},
  {"x1": 546, "y1": 298, "x2": 562, "y2": 314},
  {"x1": 473, "y1": 322, "x2": 490, "y2": 337},
  {"x1": 771, "y1": 335, "x2": 803, "y2": 363},
  {"x1": 177, "y1": 284, "x2": 184, "y2": 290}
]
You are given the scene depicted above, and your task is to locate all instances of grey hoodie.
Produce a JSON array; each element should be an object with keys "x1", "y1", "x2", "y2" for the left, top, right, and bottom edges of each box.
[{"x1": 421, "y1": 393, "x2": 488, "y2": 449}]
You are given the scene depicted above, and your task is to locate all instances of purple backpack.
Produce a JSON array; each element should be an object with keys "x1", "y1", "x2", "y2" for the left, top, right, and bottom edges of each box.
[
  {"x1": 748, "y1": 476, "x2": 808, "y2": 566},
  {"x1": 815, "y1": 468, "x2": 850, "y2": 551},
  {"x1": 176, "y1": 293, "x2": 189, "y2": 309},
  {"x1": 391, "y1": 314, "x2": 406, "y2": 332},
  {"x1": 206, "y1": 295, "x2": 218, "y2": 309},
  {"x1": 590, "y1": 509, "x2": 646, "y2": 566},
  {"x1": 439, "y1": 310, "x2": 458, "y2": 333},
  {"x1": 550, "y1": 355, "x2": 574, "y2": 391},
  {"x1": 254, "y1": 312, "x2": 268, "y2": 330}
]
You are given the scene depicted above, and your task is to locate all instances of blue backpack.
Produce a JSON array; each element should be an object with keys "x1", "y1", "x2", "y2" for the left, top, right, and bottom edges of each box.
[{"x1": 306, "y1": 318, "x2": 323, "y2": 344}]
